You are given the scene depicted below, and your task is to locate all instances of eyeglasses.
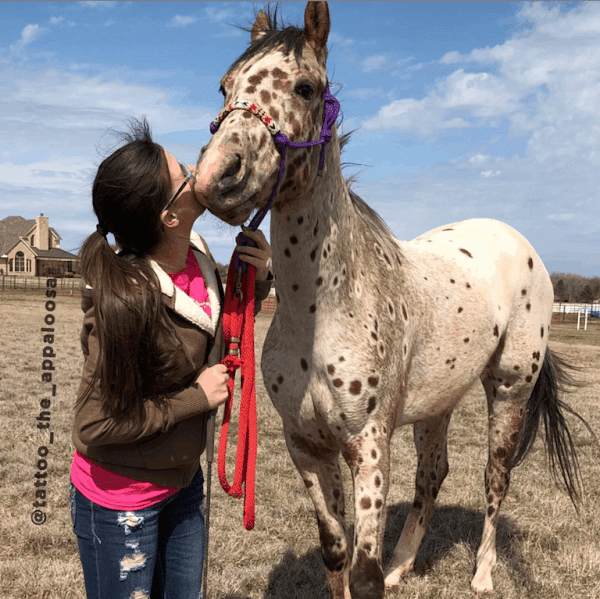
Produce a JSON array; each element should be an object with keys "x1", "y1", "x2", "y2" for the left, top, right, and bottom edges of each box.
[{"x1": 162, "y1": 161, "x2": 196, "y2": 213}]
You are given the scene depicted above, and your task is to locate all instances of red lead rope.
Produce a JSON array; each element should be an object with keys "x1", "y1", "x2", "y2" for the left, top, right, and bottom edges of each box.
[{"x1": 218, "y1": 252, "x2": 257, "y2": 530}]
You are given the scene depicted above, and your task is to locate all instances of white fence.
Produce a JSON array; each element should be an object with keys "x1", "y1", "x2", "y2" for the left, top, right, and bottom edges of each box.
[{"x1": 553, "y1": 302, "x2": 600, "y2": 315}]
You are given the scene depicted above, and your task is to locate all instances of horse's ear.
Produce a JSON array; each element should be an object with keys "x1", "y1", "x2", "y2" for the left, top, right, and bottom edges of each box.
[
  {"x1": 251, "y1": 10, "x2": 270, "y2": 43},
  {"x1": 304, "y1": 1, "x2": 330, "y2": 59}
]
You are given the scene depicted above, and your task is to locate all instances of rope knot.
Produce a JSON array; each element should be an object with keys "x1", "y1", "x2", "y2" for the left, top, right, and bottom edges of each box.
[{"x1": 274, "y1": 131, "x2": 290, "y2": 148}]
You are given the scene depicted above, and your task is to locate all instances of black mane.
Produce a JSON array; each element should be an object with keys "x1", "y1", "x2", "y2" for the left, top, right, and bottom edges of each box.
[{"x1": 230, "y1": 4, "x2": 306, "y2": 73}]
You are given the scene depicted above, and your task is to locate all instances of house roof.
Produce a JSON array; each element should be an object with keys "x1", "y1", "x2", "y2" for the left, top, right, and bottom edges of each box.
[
  {"x1": 35, "y1": 248, "x2": 78, "y2": 260},
  {"x1": 0, "y1": 215, "x2": 61, "y2": 257},
  {"x1": 0, "y1": 216, "x2": 33, "y2": 255}
]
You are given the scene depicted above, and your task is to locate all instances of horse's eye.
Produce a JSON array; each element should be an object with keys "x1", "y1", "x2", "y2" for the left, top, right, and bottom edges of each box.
[{"x1": 295, "y1": 83, "x2": 314, "y2": 100}]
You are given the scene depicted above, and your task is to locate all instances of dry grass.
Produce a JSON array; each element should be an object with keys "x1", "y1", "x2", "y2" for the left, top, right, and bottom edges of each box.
[{"x1": 1, "y1": 295, "x2": 599, "y2": 598}]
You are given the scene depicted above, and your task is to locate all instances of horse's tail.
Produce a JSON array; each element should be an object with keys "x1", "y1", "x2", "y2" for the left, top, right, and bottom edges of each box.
[{"x1": 511, "y1": 348, "x2": 594, "y2": 508}]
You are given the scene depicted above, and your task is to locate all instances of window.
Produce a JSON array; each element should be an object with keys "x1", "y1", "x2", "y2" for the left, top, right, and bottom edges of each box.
[
  {"x1": 31, "y1": 235, "x2": 35, "y2": 246},
  {"x1": 15, "y1": 251, "x2": 25, "y2": 272}
]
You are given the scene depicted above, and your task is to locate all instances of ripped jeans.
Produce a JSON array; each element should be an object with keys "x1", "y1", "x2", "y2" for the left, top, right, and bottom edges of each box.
[{"x1": 70, "y1": 467, "x2": 205, "y2": 599}]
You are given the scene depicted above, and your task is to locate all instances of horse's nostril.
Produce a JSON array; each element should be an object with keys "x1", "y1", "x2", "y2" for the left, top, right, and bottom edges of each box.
[{"x1": 222, "y1": 153, "x2": 242, "y2": 180}]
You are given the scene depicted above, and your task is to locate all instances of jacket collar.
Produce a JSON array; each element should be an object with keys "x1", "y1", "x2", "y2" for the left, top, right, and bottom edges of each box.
[{"x1": 148, "y1": 231, "x2": 221, "y2": 338}]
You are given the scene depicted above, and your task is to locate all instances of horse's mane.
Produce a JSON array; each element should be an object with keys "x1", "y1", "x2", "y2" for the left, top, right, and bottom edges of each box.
[
  {"x1": 339, "y1": 132, "x2": 403, "y2": 262},
  {"x1": 230, "y1": 5, "x2": 306, "y2": 73}
]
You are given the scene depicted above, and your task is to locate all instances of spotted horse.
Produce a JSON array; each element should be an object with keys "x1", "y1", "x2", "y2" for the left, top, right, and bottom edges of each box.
[{"x1": 194, "y1": 3, "x2": 590, "y2": 597}]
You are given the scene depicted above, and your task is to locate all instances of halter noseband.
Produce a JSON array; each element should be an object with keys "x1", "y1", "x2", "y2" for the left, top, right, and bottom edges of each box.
[{"x1": 209, "y1": 83, "x2": 340, "y2": 237}]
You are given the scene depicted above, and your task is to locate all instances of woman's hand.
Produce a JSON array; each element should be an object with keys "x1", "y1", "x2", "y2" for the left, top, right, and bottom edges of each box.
[
  {"x1": 196, "y1": 364, "x2": 230, "y2": 409},
  {"x1": 236, "y1": 227, "x2": 273, "y2": 281}
]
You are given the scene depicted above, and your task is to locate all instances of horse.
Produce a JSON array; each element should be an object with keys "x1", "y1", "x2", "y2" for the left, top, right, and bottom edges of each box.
[{"x1": 193, "y1": 3, "x2": 588, "y2": 597}]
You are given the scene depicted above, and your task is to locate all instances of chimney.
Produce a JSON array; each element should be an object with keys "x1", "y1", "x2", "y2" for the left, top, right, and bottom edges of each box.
[{"x1": 35, "y1": 214, "x2": 50, "y2": 251}]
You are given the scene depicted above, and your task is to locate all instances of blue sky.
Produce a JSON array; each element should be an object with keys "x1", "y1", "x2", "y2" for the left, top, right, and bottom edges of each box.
[{"x1": 1, "y1": 1, "x2": 599, "y2": 276}]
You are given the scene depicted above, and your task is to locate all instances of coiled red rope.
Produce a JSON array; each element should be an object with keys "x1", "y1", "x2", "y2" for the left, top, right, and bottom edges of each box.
[{"x1": 218, "y1": 251, "x2": 257, "y2": 530}]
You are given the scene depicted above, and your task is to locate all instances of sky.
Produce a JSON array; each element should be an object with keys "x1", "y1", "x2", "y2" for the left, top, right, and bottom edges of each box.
[{"x1": 1, "y1": 1, "x2": 599, "y2": 276}]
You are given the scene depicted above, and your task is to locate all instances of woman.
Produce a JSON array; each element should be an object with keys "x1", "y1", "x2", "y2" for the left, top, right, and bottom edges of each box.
[{"x1": 70, "y1": 118, "x2": 272, "y2": 599}]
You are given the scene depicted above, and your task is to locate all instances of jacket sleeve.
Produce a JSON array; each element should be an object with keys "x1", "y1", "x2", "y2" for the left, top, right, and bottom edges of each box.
[{"x1": 74, "y1": 307, "x2": 212, "y2": 448}]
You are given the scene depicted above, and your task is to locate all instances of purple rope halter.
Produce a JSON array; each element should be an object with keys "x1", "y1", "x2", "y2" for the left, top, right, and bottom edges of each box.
[{"x1": 208, "y1": 83, "x2": 340, "y2": 270}]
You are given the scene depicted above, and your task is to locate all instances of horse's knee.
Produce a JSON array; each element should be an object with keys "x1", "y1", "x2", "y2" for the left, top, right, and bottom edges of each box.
[
  {"x1": 318, "y1": 520, "x2": 349, "y2": 574},
  {"x1": 349, "y1": 549, "x2": 385, "y2": 599}
]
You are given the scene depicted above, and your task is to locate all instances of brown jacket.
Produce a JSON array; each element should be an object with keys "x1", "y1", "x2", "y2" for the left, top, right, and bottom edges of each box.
[{"x1": 72, "y1": 232, "x2": 272, "y2": 488}]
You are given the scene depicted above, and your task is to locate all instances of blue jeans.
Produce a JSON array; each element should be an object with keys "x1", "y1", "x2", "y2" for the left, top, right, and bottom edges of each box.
[{"x1": 70, "y1": 466, "x2": 205, "y2": 599}]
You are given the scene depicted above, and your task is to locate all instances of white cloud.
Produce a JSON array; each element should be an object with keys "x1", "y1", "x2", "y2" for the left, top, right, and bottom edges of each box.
[
  {"x1": 361, "y1": 54, "x2": 387, "y2": 72},
  {"x1": 469, "y1": 154, "x2": 489, "y2": 165},
  {"x1": 50, "y1": 16, "x2": 76, "y2": 28},
  {"x1": 10, "y1": 24, "x2": 47, "y2": 53},
  {"x1": 328, "y1": 31, "x2": 355, "y2": 49},
  {"x1": 439, "y1": 69, "x2": 519, "y2": 117},
  {"x1": 440, "y1": 50, "x2": 463, "y2": 65},
  {"x1": 167, "y1": 15, "x2": 198, "y2": 29},
  {"x1": 361, "y1": 96, "x2": 471, "y2": 137},
  {"x1": 205, "y1": 6, "x2": 236, "y2": 24}
]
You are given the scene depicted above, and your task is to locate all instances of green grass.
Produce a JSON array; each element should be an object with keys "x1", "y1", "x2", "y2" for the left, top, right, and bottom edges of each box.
[{"x1": 1, "y1": 296, "x2": 598, "y2": 598}]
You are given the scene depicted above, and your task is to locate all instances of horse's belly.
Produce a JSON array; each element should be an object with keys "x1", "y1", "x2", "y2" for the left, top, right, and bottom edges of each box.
[
  {"x1": 396, "y1": 374, "x2": 482, "y2": 426},
  {"x1": 395, "y1": 307, "x2": 500, "y2": 426}
]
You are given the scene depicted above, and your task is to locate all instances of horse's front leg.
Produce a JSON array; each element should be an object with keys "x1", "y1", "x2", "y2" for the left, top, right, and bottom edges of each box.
[
  {"x1": 284, "y1": 426, "x2": 351, "y2": 599},
  {"x1": 343, "y1": 423, "x2": 391, "y2": 599}
]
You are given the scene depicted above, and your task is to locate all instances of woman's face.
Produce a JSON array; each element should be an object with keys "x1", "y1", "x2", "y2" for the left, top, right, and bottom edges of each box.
[{"x1": 164, "y1": 150, "x2": 206, "y2": 219}]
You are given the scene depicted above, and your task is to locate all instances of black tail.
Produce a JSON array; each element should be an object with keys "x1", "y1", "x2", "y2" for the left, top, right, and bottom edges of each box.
[{"x1": 511, "y1": 348, "x2": 595, "y2": 508}]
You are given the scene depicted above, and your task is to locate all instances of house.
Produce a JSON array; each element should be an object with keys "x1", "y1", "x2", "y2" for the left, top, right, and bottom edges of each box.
[{"x1": 0, "y1": 214, "x2": 79, "y2": 277}]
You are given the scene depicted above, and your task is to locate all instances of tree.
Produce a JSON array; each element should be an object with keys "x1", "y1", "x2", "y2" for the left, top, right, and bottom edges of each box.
[
  {"x1": 581, "y1": 284, "x2": 594, "y2": 304},
  {"x1": 555, "y1": 278, "x2": 568, "y2": 302}
]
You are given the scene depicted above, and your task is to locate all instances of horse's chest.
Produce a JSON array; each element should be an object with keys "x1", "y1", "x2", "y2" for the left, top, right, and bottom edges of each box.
[{"x1": 261, "y1": 309, "x2": 400, "y2": 438}]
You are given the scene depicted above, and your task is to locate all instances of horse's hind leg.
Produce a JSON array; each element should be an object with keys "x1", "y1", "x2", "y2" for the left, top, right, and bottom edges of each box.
[
  {"x1": 472, "y1": 352, "x2": 543, "y2": 593},
  {"x1": 384, "y1": 412, "x2": 452, "y2": 588}
]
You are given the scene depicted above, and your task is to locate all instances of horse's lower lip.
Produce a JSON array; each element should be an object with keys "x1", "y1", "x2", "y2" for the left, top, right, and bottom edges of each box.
[{"x1": 210, "y1": 193, "x2": 258, "y2": 221}]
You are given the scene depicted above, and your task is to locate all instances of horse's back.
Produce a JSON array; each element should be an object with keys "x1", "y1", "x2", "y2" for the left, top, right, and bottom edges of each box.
[{"x1": 406, "y1": 218, "x2": 553, "y2": 312}]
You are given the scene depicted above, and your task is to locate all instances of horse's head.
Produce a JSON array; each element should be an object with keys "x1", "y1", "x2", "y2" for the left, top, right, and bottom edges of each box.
[{"x1": 194, "y1": 1, "x2": 331, "y2": 226}]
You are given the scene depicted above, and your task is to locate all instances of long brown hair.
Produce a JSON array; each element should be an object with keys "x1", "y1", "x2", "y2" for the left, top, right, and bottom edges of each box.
[{"x1": 78, "y1": 117, "x2": 184, "y2": 423}]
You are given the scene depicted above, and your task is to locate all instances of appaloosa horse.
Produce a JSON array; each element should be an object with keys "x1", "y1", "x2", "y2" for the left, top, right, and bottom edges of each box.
[{"x1": 194, "y1": 3, "x2": 587, "y2": 597}]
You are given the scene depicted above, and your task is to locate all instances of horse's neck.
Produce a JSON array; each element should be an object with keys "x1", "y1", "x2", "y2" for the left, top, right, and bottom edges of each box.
[{"x1": 270, "y1": 135, "x2": 357, "y2": 305}]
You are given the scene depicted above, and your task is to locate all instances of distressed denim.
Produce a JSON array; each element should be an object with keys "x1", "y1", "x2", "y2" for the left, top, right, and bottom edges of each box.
[{"x1": 70, "y1": 466, "x2": 205, "y2": 599}]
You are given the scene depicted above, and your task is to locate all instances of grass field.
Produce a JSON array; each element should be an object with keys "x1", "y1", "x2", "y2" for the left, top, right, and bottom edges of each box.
[{"x1": 1, "y1": 293, "x2": 599, "y2": 599}]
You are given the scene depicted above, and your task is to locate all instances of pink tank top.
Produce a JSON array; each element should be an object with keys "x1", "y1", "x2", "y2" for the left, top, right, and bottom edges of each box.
[{"x1": 70, "y1": 248, "x2": 212, "y2": 509}]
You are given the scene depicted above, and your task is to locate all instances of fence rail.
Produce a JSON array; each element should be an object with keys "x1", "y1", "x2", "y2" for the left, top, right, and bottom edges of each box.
[
  {"x1": 553, "y1": 302, "x2": 600, "y2": 315},
  {"x1": 0, "y1": 275, "x2": 79, "y2": 294}
]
